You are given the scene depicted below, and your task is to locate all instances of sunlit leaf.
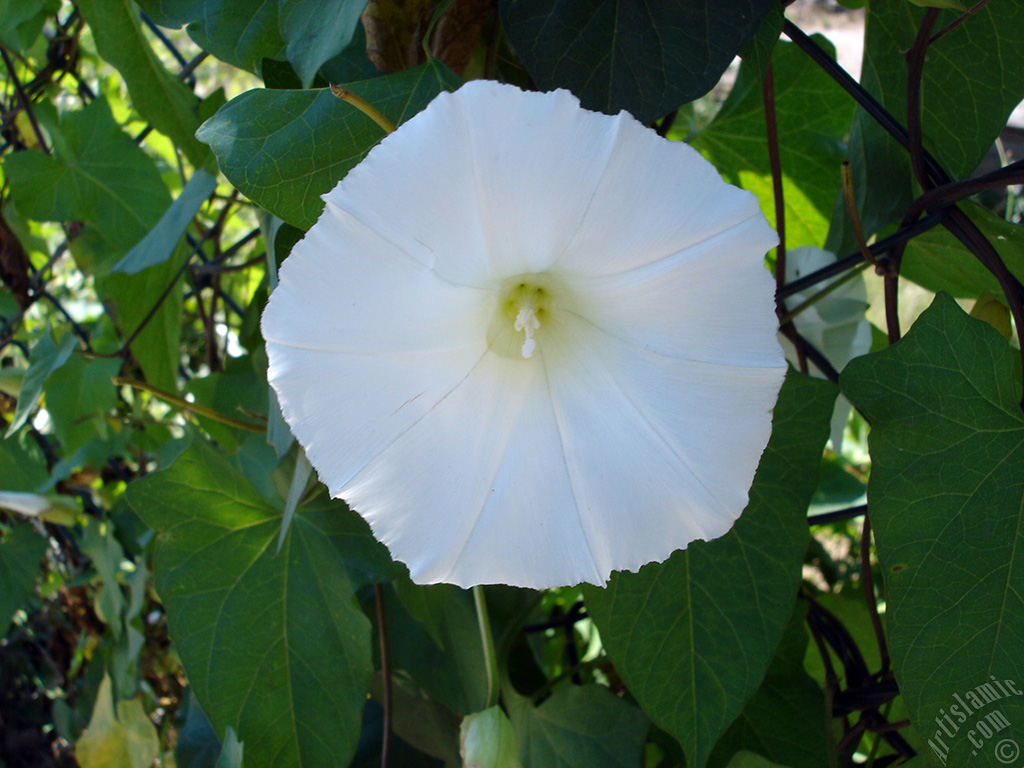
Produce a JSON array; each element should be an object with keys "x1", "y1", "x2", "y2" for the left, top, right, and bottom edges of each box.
[
  {"x1": 113, "y1": 169, "x2": 217, "y2": 275},
  {"x1": 692, "y1": 39, "x2": 852, "y2": 251},
  {"x1": 76, "y1": 0, "x2": 212, "y2": 168},
  {"x1": 127, "y1": 440, "x2": 387, "y2": 768},
  {"x1": 2, "y1": 98, "x2": 170, "y2": 255}
]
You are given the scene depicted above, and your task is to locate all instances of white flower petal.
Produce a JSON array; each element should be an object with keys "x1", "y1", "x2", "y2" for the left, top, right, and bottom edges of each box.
[
  {"x1": 263, "y1": 80, "x2": 787, "y2": 589},
  {"x1": 263, "y1": 203, "x2": 490, "y2": 354},
  {"x1": 267, "y1": 344, "x2": 488, "y2": 493},
  {"x1": 340, "y1": 351, "x2": 604, "y2": 588},
  {"x1": 566, "y1": 214, "x2": 781, "y2": 366},
  {"x1": 540, "y1": 318, "x2": 784, "y2": 578},
  {"x1": 325, "y1": 82, "x2": 623, "y2": 285},
  {"x1": 0, "y1": 491, "x2": 51, "y2": 517},
  {"x1": 556, "y1": 116, "x2": 770, "y2": 276}
]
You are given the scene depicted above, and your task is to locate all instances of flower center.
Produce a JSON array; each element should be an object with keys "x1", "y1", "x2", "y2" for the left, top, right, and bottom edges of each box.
[{"x1": 489, "y1": 277, "x2": 559, "y2": 360}]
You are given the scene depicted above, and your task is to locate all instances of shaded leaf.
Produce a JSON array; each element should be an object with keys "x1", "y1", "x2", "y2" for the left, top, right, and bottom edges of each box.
[
  {"x1": 583, "y1": 371, "x2": 837, "y2": 768},
  {"x1": 708, "y1": 603, "x2": 826, "y2": 768},
  {"x1": 737, "y1": 2, "x2": 785, "y2": 83},
  {"x1": 175, "y1": 691, "x2": 221, "y2": 768},
  {"x1": 381, "y1": 580, "x2": 488, "y2": 717},
  {"x1": 136, "y1": 0, "x2": 285, "y2": 72},
  {"x1": 280, "y1": 0, "x2": 364, "y2": 88},
  {"x1": 500, "y1": 0, "x2": 776, "y2": 124},
  {"x1": 509, "y1": 684, "x2": 648, "y2": 768},
  {"x1": 102, "y1": 259, "x2": 184, "y2": 393},
  {"x1": 841, "y1": 293, "x2": 1024, "y2": 768},
  {"x1": 43, "y1": 355, "x2": 121, "y2": 453},
  {"x1": 0, "y1": 437, "x2": 49, "y2": 492},
  {"x1": 214, "y1": 727, "x2": 243, "y2": 768},
  {"x1": 369, "y1": 673, "x2": 461, "y2": 764},
  {"x1": 0, "y1": 524, "x2": 47, "y2": 632},
  {"x1": 724, "y1": 753, "x2": 792, "y2": 768},
  {"x1": 198, "y1": 61, "x2": 462, "y2": 229},
  {"x1": 127, "y1": 440, "x2": 383, "y2": 768}
]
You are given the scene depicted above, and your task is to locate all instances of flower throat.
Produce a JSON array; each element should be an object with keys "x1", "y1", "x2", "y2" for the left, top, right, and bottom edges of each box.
[{"x1": 490, "y1": 277, "x2": 557, "y2": 360}]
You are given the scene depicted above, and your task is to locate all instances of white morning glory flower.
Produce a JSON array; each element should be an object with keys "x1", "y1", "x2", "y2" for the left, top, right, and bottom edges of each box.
[
  {"x1": 780, "y1": 246, "x2": 872, "y2": 453},
  {"x1": 262, "y1": 81, "x2": 786, "y2": 589}
]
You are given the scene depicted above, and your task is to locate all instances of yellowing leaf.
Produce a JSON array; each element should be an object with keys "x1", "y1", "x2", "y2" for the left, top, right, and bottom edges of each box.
[{"x1": 75, "y1": 675, "x2": 160, "y2": 768}]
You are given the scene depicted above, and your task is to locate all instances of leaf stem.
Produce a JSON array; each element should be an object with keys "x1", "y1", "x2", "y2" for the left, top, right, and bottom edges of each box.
[
  {"x1": 860, "y1": 516, "x2": 891, "y2": 677},
  {"x1": 777, "y1": 262, "x2": 870, "y2": 327},
  {"x1": 112, "y1": 377, "x2": 266, "y2": 432},
  {"x1": 330, "y1": 85, "x2": 397, "y2": 135},
  {"x1": 840, "y1": 161, "x2": 877, "y2": 268},
  {"x1": 374, "y1": 583, "x2": 393, "y2": 768},
  {"x1": 473, "y1": 585, "x2": 500, "y2": 709}
]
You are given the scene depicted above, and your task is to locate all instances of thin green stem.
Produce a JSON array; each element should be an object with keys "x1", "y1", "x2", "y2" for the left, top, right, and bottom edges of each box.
[
  {"x1": 777, "y1": 262, "x2": 870, "y2": 326},
  {"x1": 113, "y1": 377, "x2": 266, "y2": 433},
  {"x1": 473, "y1": 585, "x2": 499, "y2": 709}
]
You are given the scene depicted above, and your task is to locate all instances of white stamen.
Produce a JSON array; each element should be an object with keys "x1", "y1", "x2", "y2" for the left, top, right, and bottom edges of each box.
[{"x1": 514, "y1": 307, "x2": 540, "y2": 359}]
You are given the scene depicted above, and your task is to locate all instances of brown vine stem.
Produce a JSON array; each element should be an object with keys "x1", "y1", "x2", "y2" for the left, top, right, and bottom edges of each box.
[
  {"x1": 905, "y1": 8, "x2": 941, "y2": 192},
  {"x1": 373, "y1": 584, "x2": 392, "y2": 768},
  {"x1": 880, "y1": 7, "x2": 939, "y2": 347},
  {"x1": 763, "y1": 61, "x2": 786, "y2": 292},
  {"x1": 900, "y1": 8, "x2": 1024, "y2": 409},
  {"x1": 86, "y1": 253, "x2": 195, "y2": 360},
  {"x1": 762, "y1": 60, "x2": 808, "y2": 374},
  {"x1": 882, "y1": 273, "x2": 901, "y2": 344},
  {"x1": 802, "y1": 592, "x2": 841, "y2": 768},
  {"x1": 0, "y1": 45, "x2": 50, "y2": 154},
  {"x1": 840, "y1": 161, "x2": 877, "y2": 268},
  {"x1": 860, "y1": 516, "x2": 891, "y2": 677}
]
